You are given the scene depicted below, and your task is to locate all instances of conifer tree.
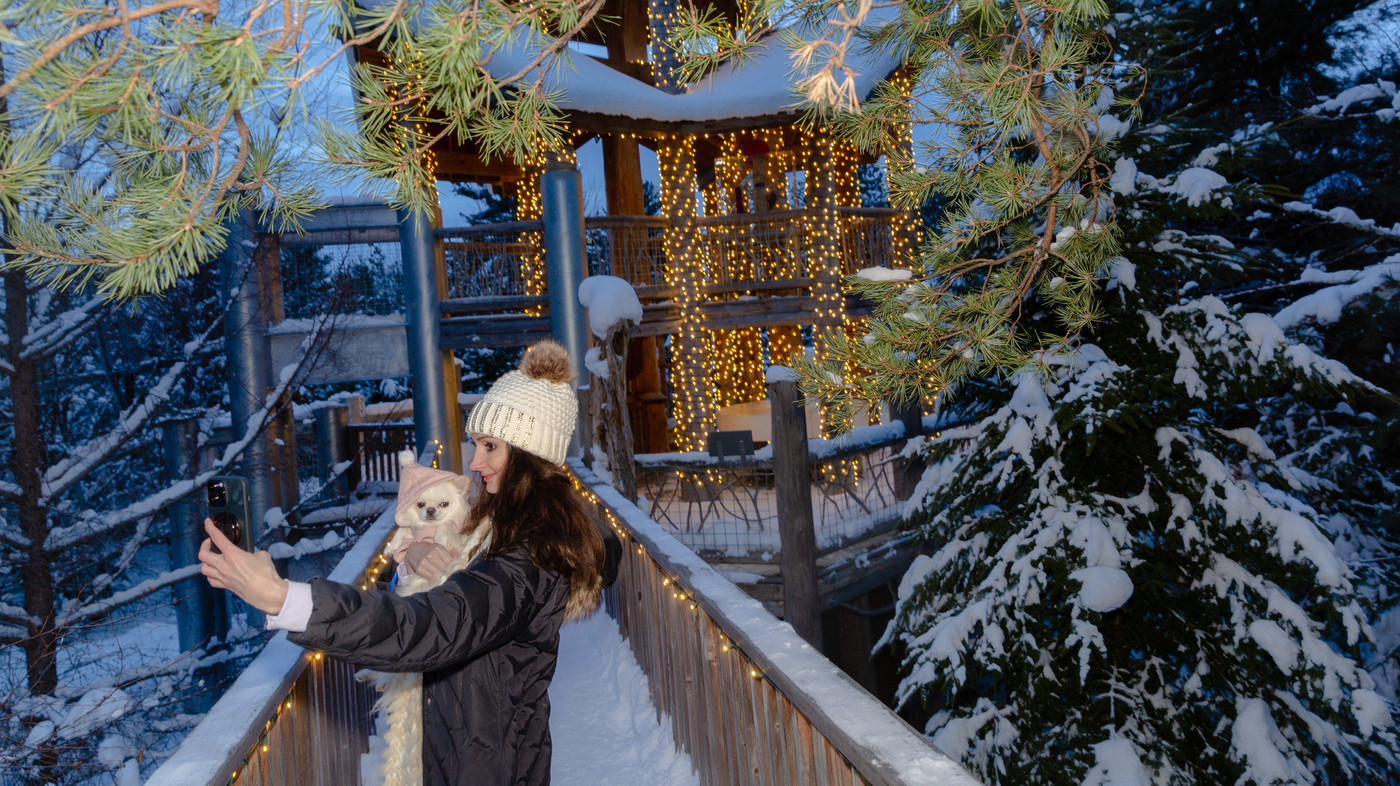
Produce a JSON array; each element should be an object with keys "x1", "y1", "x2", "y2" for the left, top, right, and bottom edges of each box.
[{"x1": 768, "y1": 1, "x2": 1400, "y2": 781}]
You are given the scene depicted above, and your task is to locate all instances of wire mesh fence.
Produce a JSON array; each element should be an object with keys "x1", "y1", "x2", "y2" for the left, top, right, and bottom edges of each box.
[
  {"x1": 279, "y1": 241, "x2": 404, "y2": 319},
  {"x1": 635, "y1": 436, "x2": 905, "y2": 559},
  {"x1": 435, "y1": 209, "x2": 898, "y2": 301},
  {"x1": 837, "y1": 207, "x2": 899, "y2": 276},
  {"x1": 438, "y1": 221, "x2": 547, "y2": 300},
  {"x1": 585, "y1": 216, "x2": 670, "y2": 284},
  {"x1": 693, "y1": 210, "x2": 815, "y2": 289}
]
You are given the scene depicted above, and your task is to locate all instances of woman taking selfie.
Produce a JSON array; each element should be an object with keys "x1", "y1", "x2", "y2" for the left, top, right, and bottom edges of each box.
[{"x1": 199, "y1": 341, "x2": 611, "y2": 786}]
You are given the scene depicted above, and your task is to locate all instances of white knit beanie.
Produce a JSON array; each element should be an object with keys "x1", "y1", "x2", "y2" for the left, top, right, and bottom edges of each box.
[{"x1": 465, "y1": 340, "x2": 577, "y2": 465}]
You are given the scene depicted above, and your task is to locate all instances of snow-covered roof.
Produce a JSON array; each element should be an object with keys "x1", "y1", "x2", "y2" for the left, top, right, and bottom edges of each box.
[{"x1": 356, "y1": 3, "x2": 903, "y2": 126}]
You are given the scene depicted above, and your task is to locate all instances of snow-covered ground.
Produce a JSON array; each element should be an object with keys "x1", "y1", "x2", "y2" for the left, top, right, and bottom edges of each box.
[
  {"x1": 548, "y1": 612, "x2": 698, "y2": 786},
  {"x1": 359, "y1": 610, "x2": 698, "y2": 786}
]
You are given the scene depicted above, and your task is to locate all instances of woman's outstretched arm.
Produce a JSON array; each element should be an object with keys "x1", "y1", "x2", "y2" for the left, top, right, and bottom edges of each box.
[{"x1": 288, "y1": 550, "x2": 563, "y2": 672}]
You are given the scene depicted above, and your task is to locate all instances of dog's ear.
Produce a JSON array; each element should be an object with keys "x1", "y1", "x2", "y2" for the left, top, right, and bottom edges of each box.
[{"x1": 451, "y1": 475, "x2": 471, "y2": 494}]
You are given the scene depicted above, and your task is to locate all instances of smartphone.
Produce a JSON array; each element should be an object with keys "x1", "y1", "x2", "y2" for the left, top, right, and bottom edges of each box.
[{"x1": 206, "y1": 478, "x2": 247, "y2": 554}]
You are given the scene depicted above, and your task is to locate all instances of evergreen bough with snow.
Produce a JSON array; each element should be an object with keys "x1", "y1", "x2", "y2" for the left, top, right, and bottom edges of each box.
[{"x1": 884, "y1": 255, "x2": 1399, "y2": 781}]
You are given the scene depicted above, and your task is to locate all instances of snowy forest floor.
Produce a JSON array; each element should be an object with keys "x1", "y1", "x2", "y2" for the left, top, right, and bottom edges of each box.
[{"x1": 360, "y1": 609, "x2": 699, "y2": 786}]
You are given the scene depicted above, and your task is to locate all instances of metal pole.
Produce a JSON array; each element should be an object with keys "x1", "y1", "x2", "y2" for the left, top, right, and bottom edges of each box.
[
  {"x1": 541, "y1": 165, "x2": 591, "y2": 457},
  {"x1": 767, "y1": 377, "x2": 822, "y2": 651},
  {"x1": 315, "y1": 405, "x2": 355, "y2": 503},
  {"x1": 399, "y1": 204, "x2": 461, "y2": 472},
  {"x1": 220, "y1": 208, "x2": 274, "y2": 551},
  {"x1": 162, "y1": 418, "x2": 217, "y2": 652}
]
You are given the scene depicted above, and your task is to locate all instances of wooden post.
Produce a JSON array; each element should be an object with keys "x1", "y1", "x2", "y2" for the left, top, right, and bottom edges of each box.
[
  {"x1": 314, "y1": 405, "x2": 355, "y2": 503},
  {"x1": 627, "y1": 337, "x2": 669, "y2": 453},
  {"x1": 589, "y1": 320, "x2": 638, "y2": 501},
  {"x1": 767, "y1": 376, "x2": 822, "y2": 651},
  {"x1": 601, "y1": 127, "x2": 668, "y2": 454}
]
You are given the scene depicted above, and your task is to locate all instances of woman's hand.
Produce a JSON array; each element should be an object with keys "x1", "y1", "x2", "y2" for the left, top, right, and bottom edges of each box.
[
  {"x1": 404, "y1": 542, "x2": 458, "y2": 582},
  {"x1": 199, "y1": 519, "x2": 289, "y2": 615}
]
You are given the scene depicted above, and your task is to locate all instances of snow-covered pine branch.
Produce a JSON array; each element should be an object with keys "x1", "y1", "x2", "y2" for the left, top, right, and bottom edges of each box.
[
  {"x1": 57, "y1": 564, "x2": 203, "y2": 627},
  {"x1": 41, "y1": 315, "x2": 333, "y2": 552},
  {"x1": 1304, "y1": 81, "x2": 1399, "y2": 121},
  {"x1": 1278, "y1": 201, "x2": 1400, "y2": 239},
  {"x1": 0, "y1": 598, "x2": 32, "y2": 628},
  {"x1": 1271, "y1": 256, "x2": 1400, "y2": 330},
  {"x1": 39, "y1": 318, "x2": 220, "y2": 501},
  {"x1": 18, "y1": 295, "x2": 106, "y2": 361}
]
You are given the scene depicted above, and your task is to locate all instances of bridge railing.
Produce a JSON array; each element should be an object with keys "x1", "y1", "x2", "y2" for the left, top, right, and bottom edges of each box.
[
  {"x1": 147, "y1": 459, "x2": 973, "y2": 786},
  {"x1": 145, "y1": 510, "x2": 398, "y2": 786},
  {"x1": 572, "y1": 460, "x2": 978, "y2": 786}
]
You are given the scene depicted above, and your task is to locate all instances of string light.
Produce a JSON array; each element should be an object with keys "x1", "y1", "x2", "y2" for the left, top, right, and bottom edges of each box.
[{"x1": 569, "y1": 473, "x2": 771, "y2": 687}]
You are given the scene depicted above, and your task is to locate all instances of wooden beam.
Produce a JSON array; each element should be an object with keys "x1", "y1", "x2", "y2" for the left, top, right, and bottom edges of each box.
[
  {"x1": 439, "y1": 290, "x2": 872, "y2": 347},
  {"x1": 769, "y1": 377, "x2": 822, "y2": 651}
]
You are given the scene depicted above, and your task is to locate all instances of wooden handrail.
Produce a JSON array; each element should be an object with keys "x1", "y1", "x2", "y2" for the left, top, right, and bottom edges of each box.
[
  {"x1": 146, "y1": 510, "x2": 398, "y2": 786},
  {"x1": 571, "y1": 460, "x2": 980, "y2": 786}
]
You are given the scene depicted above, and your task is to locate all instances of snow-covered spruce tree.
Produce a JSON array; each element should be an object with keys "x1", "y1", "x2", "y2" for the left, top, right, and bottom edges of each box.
[
  {"x1": 867, "y1": 3, "x2": 1400, "y2": 775},
  {"x1": 753, "y1": 0, "x2": 1400, "y2": 782},
  {"x1": 881, "y1": 247, "x2": 1399, "y2": 781}
]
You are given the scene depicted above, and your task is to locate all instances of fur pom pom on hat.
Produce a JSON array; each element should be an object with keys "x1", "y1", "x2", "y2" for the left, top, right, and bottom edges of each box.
[
  {"x1": 465, "y1": 340, "x2": 577, "y2": 465},
  {"x1": 395, "y1": 449, "x2": 461, "y2": 515}
]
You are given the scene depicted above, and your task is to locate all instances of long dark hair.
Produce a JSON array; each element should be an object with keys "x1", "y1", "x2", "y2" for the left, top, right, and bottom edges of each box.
[{"x1": 465, "y1": 445, "x2": 603, "y2": 618}]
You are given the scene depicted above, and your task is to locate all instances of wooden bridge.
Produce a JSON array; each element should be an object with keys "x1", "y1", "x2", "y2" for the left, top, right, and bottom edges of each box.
[{"x1": 146, "y1": 464, "x2": 977, "y2": 786}]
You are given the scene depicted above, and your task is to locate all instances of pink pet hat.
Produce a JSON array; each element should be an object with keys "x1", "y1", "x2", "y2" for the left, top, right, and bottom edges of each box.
[{"x1": 395, "y1": 450, "x2": 459, "y2": 514}]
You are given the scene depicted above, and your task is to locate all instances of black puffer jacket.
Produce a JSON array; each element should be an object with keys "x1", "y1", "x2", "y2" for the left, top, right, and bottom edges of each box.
[{"x1": 290, "y1": 543, "x2": 594, "y2": 786}]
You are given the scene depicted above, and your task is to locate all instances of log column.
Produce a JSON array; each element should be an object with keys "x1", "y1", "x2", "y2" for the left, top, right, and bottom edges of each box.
[
  {"x1": 220, "y1": 208, "x2": 275, "y2": 547},
  {"x1": 659, "y1": 136, "x2": 714, "y2": 450},
  {"x1": 768, "y1": 375, "x2": 822, "y2": 650},
  {"x1": 806, "y1": 129, "x2": 846, "y2": 359},
  {"x1": 400, "y1": 201, "x2": 463, "y2": 472},
  {"x1": 603, "y1": 132, "x2": 668, "y2": 453}
]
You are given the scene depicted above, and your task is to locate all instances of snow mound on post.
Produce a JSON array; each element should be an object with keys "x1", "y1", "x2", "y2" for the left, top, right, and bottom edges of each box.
[
  {"x1": 1070, "y1": 567, "x2": 1134, "y2": 613},
  {"x1": 764, "y1": 365, "x2": 800, "y2": 383},
  {"x1": 578, "y1": 276, "x2": 642, "y2": 340},
  {"x1": 855, "y1": 266, "x2": 913, "y2": 282}
]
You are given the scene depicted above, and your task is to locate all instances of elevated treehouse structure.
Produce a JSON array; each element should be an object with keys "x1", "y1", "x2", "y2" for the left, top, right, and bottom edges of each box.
[{"x1": 349, "y1": 0, "x2": 918, "y2": 453}]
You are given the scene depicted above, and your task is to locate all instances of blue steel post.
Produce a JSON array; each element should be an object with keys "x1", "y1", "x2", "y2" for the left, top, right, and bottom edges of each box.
[
  {"x1": 162, "y1": 418, "x2": 217, "y2": 651},
  {"x1": 541, "y1": 166, "x2": 591, "y2": 457},
  {"x1": 399, "y1": 204, "x2": 462, "y2": 472},
  {"x1": 219, "y1": 208, "x2": 274, "y2": 552}
]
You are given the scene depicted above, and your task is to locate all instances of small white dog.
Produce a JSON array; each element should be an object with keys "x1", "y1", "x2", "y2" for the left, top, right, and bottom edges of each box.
[
  {"x1": 372, "y1": 450, "x2": 493, "y2": 786},
  {"x1": 386, "y1": 450, "x2": 481, "y2": 572}
]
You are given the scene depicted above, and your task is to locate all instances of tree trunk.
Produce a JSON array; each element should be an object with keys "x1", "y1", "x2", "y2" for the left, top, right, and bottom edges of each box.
[
  {"x1": 589, "y1": 320, "x2": 638, "y2": 502},
  {"x1": 602, "y1": 322, "x2": 637, "y2": 501},
  {"x1": 5, "y1": 272, "x2": 59, "y2": 698}
]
